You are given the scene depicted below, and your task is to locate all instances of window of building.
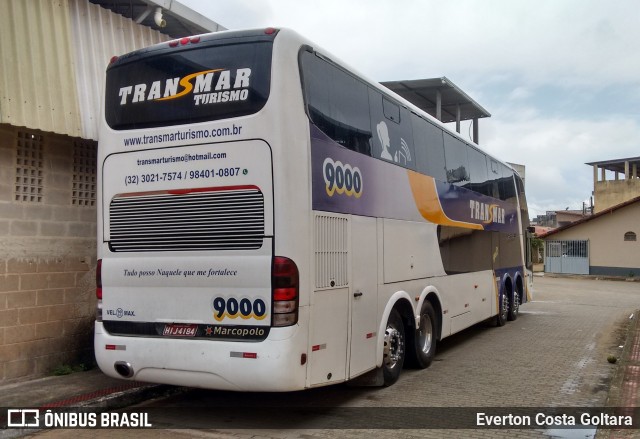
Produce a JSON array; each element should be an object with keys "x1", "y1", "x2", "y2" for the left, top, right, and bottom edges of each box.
[
  {"x1": 15, "y1": 131, "x2": 44, "y2": 203},
  {"x1": 624, "y1": 231, "x2": 637, "y2": 242}
]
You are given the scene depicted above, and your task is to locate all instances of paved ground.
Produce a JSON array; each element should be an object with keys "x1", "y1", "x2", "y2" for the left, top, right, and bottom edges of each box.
[{"x1": 18, "y1": 276, "x2": 640, "y2": 438}]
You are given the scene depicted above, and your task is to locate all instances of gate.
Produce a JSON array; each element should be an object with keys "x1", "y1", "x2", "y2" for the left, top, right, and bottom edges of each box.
[{"x1": 544, "y1": 240, "x2": 589, "y2": 275}]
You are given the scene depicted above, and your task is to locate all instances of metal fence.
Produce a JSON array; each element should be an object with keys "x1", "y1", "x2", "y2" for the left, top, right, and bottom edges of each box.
[{"x1": 545, "y1": 240, "x2": 589, "y2": 275}]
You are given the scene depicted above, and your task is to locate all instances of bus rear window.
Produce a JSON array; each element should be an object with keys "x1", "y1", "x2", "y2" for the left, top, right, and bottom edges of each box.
[{"x1": 105, "y1": 41, "x2": 272, "y2": 130}]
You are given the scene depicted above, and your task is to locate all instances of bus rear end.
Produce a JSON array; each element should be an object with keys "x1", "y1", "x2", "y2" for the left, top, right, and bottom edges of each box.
[{"x1": 95, "y1": 29, "x2": 307, "y2": 391}]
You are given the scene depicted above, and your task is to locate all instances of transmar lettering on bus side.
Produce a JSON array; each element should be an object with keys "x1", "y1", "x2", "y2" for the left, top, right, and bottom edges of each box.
[
  {"x1": 469, "y1": 200, "x2": 505, "y2": 225},
  {"x1": 117, "y1": 68, "x2": 252, "y2": 105}
]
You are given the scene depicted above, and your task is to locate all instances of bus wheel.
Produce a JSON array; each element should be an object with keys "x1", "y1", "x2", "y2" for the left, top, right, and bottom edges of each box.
[
  {"x1": 507, "y1": 291, "x2": 519, "y2": 321},
  {"x1": 382, "y1": 309, "x2": 405, "y2": 386},
  {"x1": 412, "y1": 301, "x2": 437, "y2": 369},
  {"x1": 496, "y1": 292, "x2": 508, "y2": 327}
]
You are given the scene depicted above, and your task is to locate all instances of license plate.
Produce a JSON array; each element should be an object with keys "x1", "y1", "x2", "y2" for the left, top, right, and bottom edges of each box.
[{"x1": 162, "y1": 324, "x2": 197, "y2": 337}]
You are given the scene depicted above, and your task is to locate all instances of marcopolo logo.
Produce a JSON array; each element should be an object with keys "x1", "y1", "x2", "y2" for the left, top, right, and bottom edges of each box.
[{"x1": 118, "y1": 68, "x2": 252, "y2": 107}]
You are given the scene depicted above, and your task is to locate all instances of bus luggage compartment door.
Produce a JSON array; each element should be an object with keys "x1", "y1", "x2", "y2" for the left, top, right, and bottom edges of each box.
[{"x1": 308, "y1": 213, "x2": 349, "y2": 386}]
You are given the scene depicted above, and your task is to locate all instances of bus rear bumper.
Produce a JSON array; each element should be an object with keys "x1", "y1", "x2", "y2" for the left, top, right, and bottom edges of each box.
[{"x1": 94, "y1": 322, "x2": 307, "y2": 392}]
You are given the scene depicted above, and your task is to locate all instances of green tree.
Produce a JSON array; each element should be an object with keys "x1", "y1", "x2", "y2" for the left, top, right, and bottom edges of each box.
[{"x1": 531, "y1": 236, "x2": 544, "y2": 263}]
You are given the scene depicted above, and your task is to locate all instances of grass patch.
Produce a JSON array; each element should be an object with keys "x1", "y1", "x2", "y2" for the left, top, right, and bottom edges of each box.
[{"x1": 52, "y1": 363, "x2": 90, "y2": 376}]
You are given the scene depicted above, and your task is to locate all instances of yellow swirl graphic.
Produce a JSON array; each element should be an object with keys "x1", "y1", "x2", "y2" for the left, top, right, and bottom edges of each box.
[
  {"x1": 156, "y1": 69, "x2": 222, "y2": 101},
  {"x1": 407, "y1": 170, "x2": 483, "y2": 230},
  {"x1": 213, "y1": 312, "x2": 268, "y2": 322},
  {"x1": 483, "y1": 204, "x2": 500, "y2": 224}
]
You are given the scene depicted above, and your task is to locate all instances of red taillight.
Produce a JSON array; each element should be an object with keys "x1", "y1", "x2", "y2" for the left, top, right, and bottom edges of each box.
[
  {"x1": 273, "y1": 256, "x2": 298, "y2": 293},
  {"x1": 264, "y1": 27, "x2": 277, "y2": 35},
  {"x1": 96, "y1": 259, "x2": 102, "y2": 300},
  {"x1": 190, "y1": 36, "x2": 200, "y2": 44},
  {"x1": 168, "y1": 40, "x2": 179, "y2": 47},
  {"x1": 273, "y1": 287, "x2": 297, "y2": 301},
  {"x1": 180, "y1": 37, "x2": 189, "y2": 45},
  {"x1": 272, "y1": 256, "x2": 299, "y2": 327},
  {"x1": 109, "y1": 56, "x2": 118, "y2": 64}
]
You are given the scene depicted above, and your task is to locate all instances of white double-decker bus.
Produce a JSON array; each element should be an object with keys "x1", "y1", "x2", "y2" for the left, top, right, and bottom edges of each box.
[{"x1": 95, "y1": 28, "x2": 532, "y2": 391}]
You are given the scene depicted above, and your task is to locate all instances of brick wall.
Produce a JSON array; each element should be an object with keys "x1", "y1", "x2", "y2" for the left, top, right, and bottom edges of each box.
[{"x1": 0, "y1": 124, "x2": 97, "y2": 383}]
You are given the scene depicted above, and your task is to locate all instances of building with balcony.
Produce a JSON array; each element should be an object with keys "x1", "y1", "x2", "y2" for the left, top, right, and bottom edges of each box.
[
  {"x1": 588, "y1": 156, "x2": 640, "y2": 213},
  {"x1": 540, "y1": 156, "x2": 640, "y2": 276}
]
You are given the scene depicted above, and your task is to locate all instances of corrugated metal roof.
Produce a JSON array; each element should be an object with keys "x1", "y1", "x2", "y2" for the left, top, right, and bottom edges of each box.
[
  {"x1": 0, "y1": 0, "x2": 82, "y2": 137},
  {"x1": 0, "y1": 0, "x2": 175, "y2": 140},
  {"x1": 69, "y1": 0, "x2": 169, "y2": 140}
]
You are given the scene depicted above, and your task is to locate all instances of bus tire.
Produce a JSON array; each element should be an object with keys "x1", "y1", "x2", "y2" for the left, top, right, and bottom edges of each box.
[
  {"x1": 410, "y1": 301, "x2": 437, "y2": 369},
  {"x1": 496, "y1": 292, "x2": 508, "y2": 327},
  {"x1": 507, "y1": 290, "x2": 519, "y2": 321},
  {"x1": 382, "y1": 309, "x2": 405, "y2": 386}
]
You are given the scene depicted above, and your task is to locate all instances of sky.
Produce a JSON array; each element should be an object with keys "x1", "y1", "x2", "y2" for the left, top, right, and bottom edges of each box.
[{"x1": 180, "y1": 0, "x2": 640, "y2": 218}]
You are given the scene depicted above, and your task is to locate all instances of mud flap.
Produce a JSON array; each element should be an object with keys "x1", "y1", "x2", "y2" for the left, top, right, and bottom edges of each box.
[{"x1": 346, "y1": 367, "x2": 384, "y2": 387}]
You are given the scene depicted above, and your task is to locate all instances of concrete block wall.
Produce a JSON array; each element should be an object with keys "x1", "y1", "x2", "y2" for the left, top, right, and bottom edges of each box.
[{"x1": 0, "y1": 124, "x2": 97, "y2": 383}]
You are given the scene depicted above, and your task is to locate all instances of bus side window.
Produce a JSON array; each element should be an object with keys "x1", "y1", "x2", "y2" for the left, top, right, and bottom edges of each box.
[
  {"x1": 300, "y1": 51, "x2": 372, "y2": 156},
  {"x1": 369, "y1": 90, "x2": 416, "y2": 169},
  {"x1": 499, "y1": 164, "x2": 517, "y2": 202},
  {"x1": 515, "y1": 174, "x2": 530, "y2": 228},
  {"x1": 412, "y1": 114, "x2": 446, "y2": 181},
  {"x1": 489, "y1": 159, "x2": 500, "y2": 199},
  {"x1": 466, "y1": 147, "x2": 490, "y2": 196},
  {"x1": 382, "y1": 97, "x2": 400, "y2": 123},
  {"x1": 443, "y1": 133, "x2": 469, "y2": 185}
]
